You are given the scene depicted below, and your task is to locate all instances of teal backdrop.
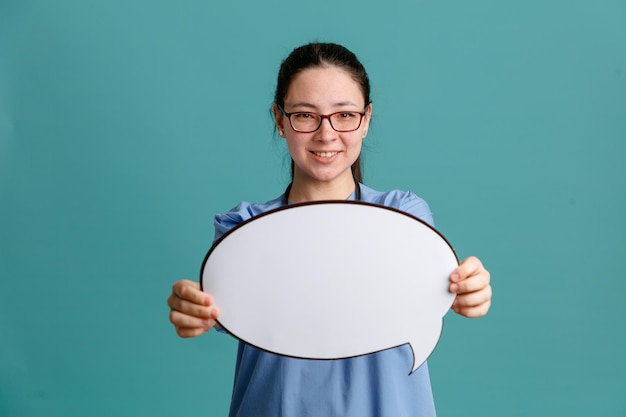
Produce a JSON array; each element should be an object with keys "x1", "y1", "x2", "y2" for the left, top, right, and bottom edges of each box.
[{"x1": 1, "y1": 1, "x2": 625, "y2": 416}]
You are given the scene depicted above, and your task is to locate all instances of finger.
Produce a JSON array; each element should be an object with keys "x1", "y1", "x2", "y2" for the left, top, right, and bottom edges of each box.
[
  {"x1": 175, "y1": 326, "x2": 211, "y2": 338},
  {"x1": 450, "y1": 270, "x2": 491, "y2": 294},
  {"x1": 169, "y1": 309, "x2": 217, "y2": 330},
  {"x1": 168, "y1": 295, "x2": 219, "y2": 320},
  {"x1": 450, "y1": 256, "x2": 484, "y2": 283},
  {"x1": 172, "y1": 280, "x2": 212, "y2": 306},
  {"x1": 452, "y1": 298, "x2": 491, "y2": 318},
  {"x1": 453, "y1": 285, "x2": 493, "y2": 309}
]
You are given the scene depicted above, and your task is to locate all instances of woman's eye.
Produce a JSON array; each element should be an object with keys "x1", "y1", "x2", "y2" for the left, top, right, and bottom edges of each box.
[
  {"x1": 294, "y1": 113, "x2": 315, "y2": 119},
  {"x1": 339, "y1": 112, "x2": 356, "y2": 118}
]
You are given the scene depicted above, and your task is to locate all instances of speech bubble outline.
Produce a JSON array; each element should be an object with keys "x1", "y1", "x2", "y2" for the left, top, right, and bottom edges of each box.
[{"x1": 201, "y1": 201, "x2": 457, "y2": 375}]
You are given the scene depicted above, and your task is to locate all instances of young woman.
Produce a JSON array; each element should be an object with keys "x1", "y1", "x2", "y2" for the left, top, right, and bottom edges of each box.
[{"x1": 167, "y1": 42, "x2": 492, "y2": 417}]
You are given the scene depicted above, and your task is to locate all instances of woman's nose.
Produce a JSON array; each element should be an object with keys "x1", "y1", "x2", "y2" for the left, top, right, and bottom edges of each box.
[{"x1": 315, "y1": 117, "x2": 337, "y2": 140}]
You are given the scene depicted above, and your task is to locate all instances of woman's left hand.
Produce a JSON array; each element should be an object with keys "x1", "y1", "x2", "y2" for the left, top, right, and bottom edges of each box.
[{"x1": 449, "y1": 256, "x2": 492, "y2": 318}]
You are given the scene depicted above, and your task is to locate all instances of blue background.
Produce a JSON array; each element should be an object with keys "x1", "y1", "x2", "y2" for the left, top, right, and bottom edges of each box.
[{"x1": 1, "y1": 1, "x2": 625, "y2": 416}]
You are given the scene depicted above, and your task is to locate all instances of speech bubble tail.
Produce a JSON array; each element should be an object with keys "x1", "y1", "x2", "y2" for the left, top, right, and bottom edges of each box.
[
  {"x1": 407, "y1": 320, "x2": 444, "y2": 375},
  {"x1": 407, "y1": 340, "x2": 436, "y2": 375}
]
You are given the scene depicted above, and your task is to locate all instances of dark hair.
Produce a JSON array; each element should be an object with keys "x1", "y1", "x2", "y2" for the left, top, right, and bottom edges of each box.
[{"x1": 274, "y1": 42, "x2": 371, "y2": 183}]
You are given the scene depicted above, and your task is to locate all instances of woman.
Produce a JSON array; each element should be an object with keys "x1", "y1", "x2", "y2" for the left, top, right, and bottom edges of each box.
[{"x1": 168, "y1": 42, "x2": 492, "y2": 417}]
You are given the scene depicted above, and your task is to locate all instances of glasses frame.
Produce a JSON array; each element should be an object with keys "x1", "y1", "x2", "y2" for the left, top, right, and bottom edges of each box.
[{"x1": 278, "y1": 105, "x2": 367, "y2": 133}]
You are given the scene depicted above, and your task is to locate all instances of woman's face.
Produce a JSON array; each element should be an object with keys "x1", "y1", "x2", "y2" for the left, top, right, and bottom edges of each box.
[{"x1": 274, "y1": 66, "x2": 371, "y2": 188}]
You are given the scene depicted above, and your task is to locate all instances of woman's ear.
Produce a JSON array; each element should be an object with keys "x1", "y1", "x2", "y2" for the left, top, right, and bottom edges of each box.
[
  {"x1": 362, "y1": 103, "x2": 373, "y2": 137},
  {"x1": 272, "y1": 103, "x2": 285, "y2": 137}
]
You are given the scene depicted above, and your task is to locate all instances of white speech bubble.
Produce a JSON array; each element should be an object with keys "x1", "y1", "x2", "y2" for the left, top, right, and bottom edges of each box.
[{"x1": 201, "y1": 201, "x2": 457, "y2": 374}]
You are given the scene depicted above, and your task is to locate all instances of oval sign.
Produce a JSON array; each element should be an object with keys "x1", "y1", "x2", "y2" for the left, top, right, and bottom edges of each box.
[{"x1": 200, "y1": 201, "x2": 457, "y2": 374}]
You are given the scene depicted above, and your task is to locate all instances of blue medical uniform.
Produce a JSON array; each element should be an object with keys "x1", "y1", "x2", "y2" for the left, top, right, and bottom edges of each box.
[{"x1": 213, "y1": 184, "x2": 438, "y2": 417}]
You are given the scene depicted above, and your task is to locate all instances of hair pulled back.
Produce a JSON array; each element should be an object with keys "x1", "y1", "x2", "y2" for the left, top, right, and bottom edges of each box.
[{"x1": 274, "y1": 42, "x2": 371, "y2": 183}]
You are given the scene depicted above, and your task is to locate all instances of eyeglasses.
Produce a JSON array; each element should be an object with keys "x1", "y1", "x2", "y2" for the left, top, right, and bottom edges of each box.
[{"x1": 278, "y1": 105, "x2": 367, "y2": 133}]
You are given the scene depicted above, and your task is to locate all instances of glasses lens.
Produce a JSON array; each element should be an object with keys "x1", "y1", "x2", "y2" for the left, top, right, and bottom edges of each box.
[
  {"x1": 329, "y1": 112, "x2": 362, "y2": 132},
  {"x1": 290, "y1": 113, "x2": 321, "y2": 132}
]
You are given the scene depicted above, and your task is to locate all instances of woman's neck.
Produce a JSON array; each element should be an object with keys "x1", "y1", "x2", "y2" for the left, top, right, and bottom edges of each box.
[{"x1": 288, "y1": 174, "x2": 357, "y2": 203}]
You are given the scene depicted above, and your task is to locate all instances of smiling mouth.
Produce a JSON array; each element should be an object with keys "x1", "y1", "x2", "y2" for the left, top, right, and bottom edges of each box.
[{"x1": 312, "y1": 151, "x2": 338, "y2": 157}]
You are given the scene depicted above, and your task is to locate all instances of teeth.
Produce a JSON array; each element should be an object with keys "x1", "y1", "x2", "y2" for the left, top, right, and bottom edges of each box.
[{"x1": 314, "y1": 151, "x2": 338, "y2": 157}]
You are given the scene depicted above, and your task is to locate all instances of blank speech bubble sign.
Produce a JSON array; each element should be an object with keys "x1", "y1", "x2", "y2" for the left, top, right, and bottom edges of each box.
[{"x1": 201, "y1": 201, "x2": 457, "y2": 374}]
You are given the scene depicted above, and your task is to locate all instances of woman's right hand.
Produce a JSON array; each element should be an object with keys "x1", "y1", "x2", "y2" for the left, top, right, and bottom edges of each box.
[{"x1": 167, "y1": 279, "x2": 220, "y2": 338}]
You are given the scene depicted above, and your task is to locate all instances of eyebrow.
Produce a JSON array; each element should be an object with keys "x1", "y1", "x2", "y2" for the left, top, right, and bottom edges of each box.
[{"x1": 286, "y1": 101, "x2": 362, "y2": 110}]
